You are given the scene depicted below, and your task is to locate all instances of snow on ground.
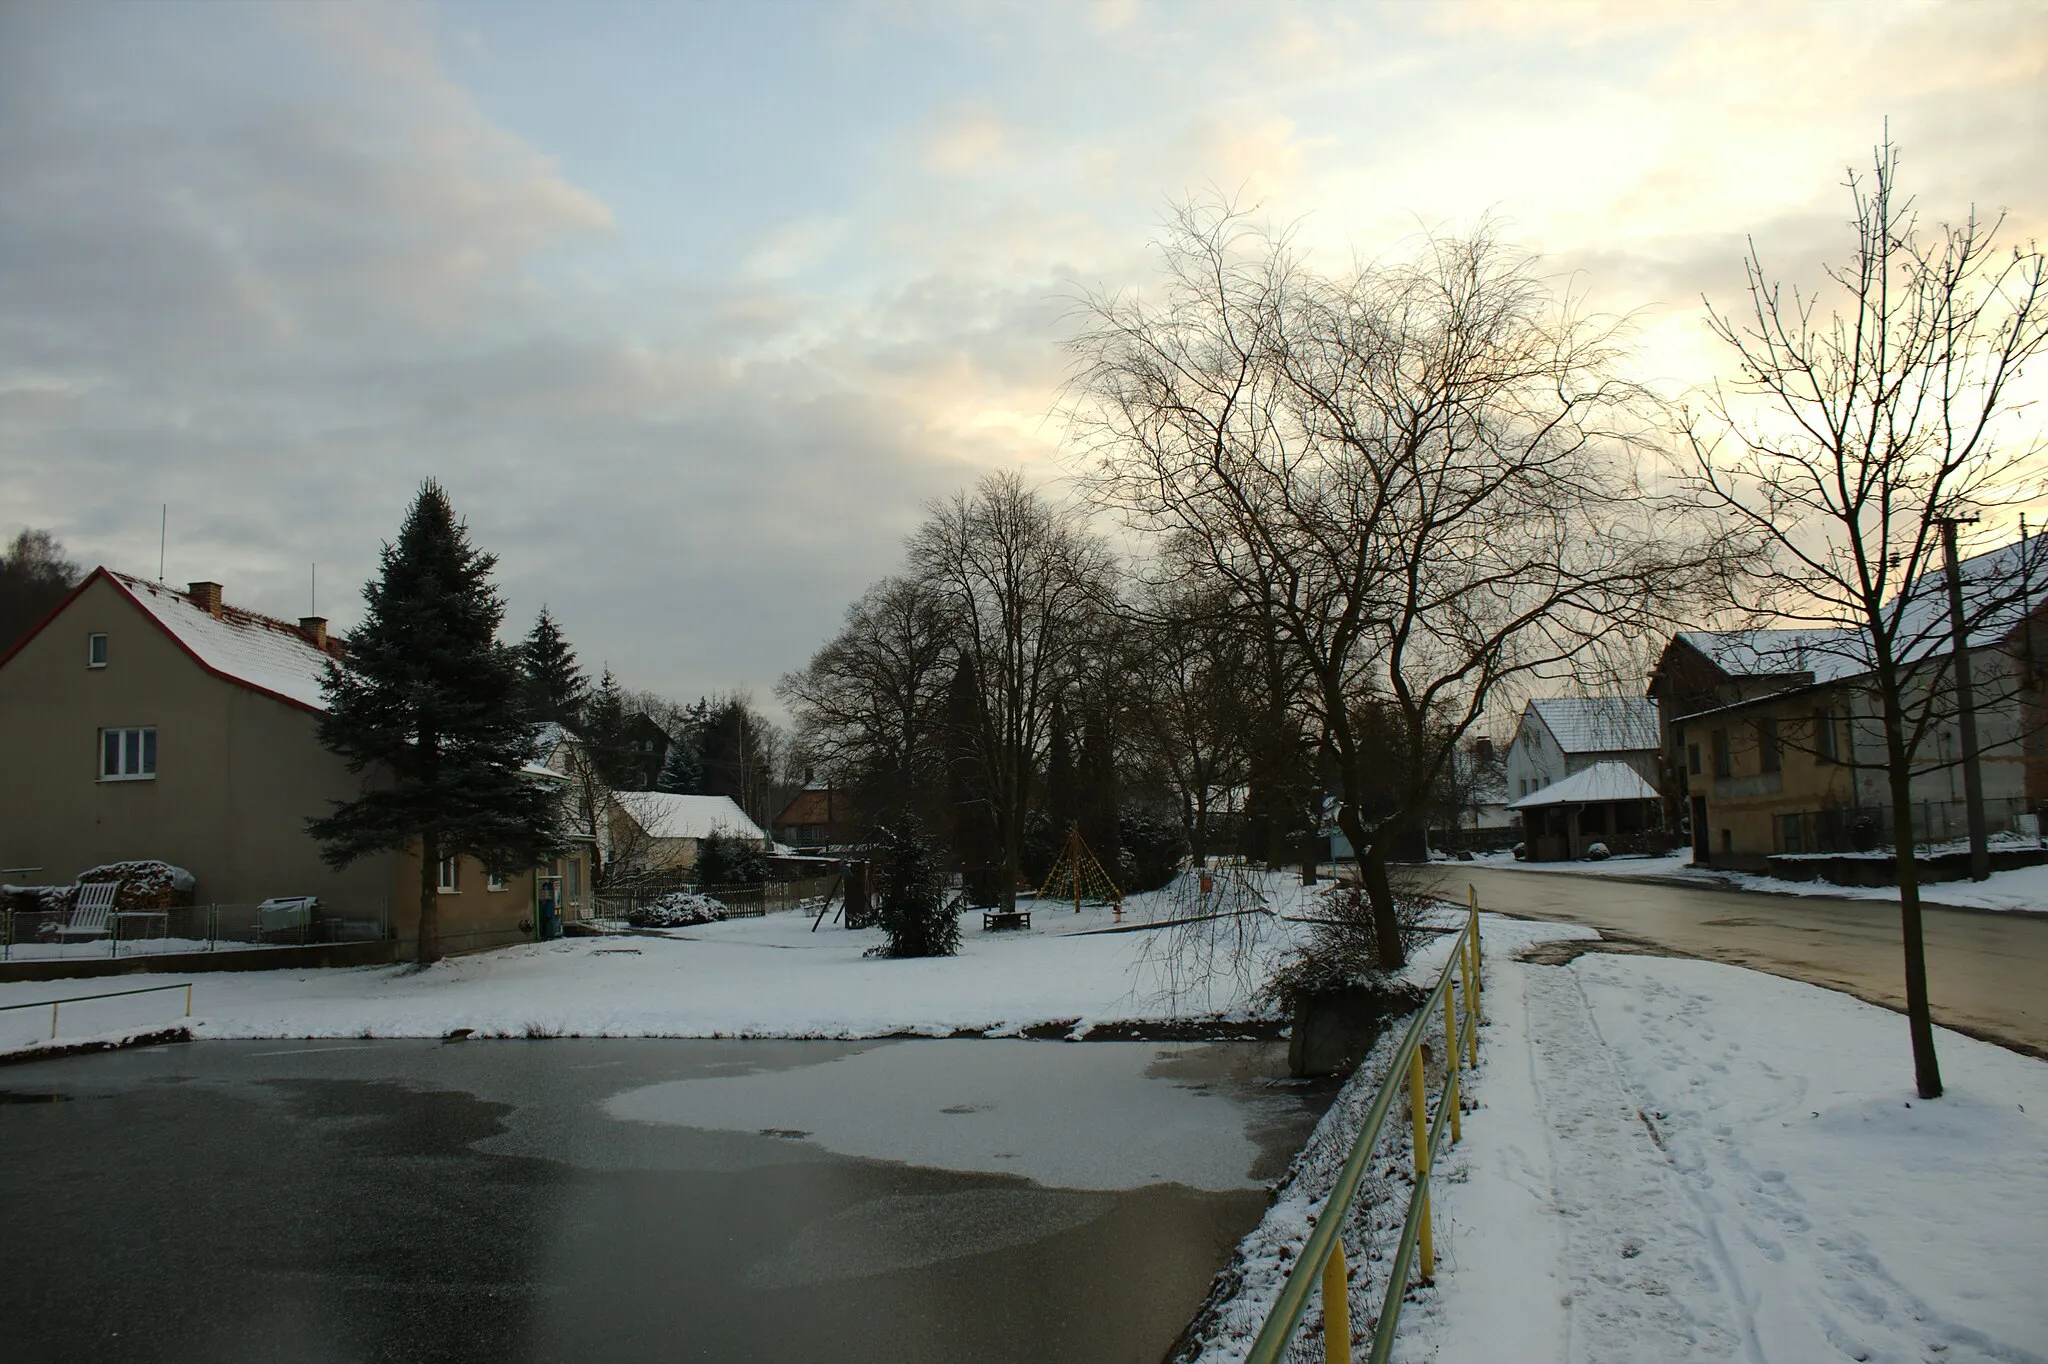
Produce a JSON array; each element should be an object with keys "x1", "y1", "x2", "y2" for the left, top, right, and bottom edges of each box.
[
  {"x1": 0, "y1": 875, "x2": 1324, "y2": 1051},
  {"x1": 1466, "y1": 847, "x2": 2048, "y2": 913},
  {"x1": 1395, "y1": 940, "x2": 2048, "y2": 1363}
]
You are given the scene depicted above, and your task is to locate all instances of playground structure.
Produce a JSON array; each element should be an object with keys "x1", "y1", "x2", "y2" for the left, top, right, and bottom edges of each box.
[{"x1": 1037, "y1": 823, "x2": 1123, "y2": 916}]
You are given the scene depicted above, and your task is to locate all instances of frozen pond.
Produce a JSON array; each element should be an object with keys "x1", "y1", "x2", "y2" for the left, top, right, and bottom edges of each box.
[{"x1": 0, "y1": 1036, "x2": 1331, "y2": 1363}]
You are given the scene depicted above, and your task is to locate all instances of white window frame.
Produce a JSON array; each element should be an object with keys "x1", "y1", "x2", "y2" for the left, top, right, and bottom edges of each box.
[
  {"x1": 98, "y1": 726, "x2": 156, "y2": 781},
  {"x1": 87, "y1": 633, "x2": 108, "y2": 668},
  {"x1": 437, "y1": 856, "x2": 460, "y2": 893},
  {"x1": 486, "y1": 870, "x2": 506, "y2": 892}
]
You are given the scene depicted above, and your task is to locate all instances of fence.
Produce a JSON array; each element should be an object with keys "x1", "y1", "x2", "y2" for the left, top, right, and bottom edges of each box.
[
  {"x1": 1246, "y1": 889, "x2": 1484, "y2": 1364},
  {"x1": 1777, "y1": 795, "x2": 2039, "y2": 855},
  {"x1": 590, "y1": 874, "x2": 842, "y2": 925},
  {"x1": 1, "y1": 903, "x2": 390, "y2": 962}
]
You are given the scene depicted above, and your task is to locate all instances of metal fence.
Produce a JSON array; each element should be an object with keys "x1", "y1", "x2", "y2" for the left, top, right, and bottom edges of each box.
[
  {"x1": 1777, "y1": 796, "x2": 2039, "y2": 855},
  {"x1": 1, "y1": 903, "x2": 391, "y2": 962}
]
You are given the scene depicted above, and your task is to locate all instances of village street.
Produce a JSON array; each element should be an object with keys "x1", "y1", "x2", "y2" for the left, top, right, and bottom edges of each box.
[{"x1": 1421, "y1": 864, "x2": 2048, "y2": 1056}]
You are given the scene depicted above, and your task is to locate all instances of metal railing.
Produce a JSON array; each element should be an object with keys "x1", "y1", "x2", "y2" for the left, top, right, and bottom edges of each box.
[
  {"x1": 1246, "y1": 887, "x2": 1485, "y2": 1364},
  {"x1": 2, "y1": 904, "x2": 392, "y2": 961},
  {"x1": 0, "y1": 981, "x2": 194, "y2": 1042}
]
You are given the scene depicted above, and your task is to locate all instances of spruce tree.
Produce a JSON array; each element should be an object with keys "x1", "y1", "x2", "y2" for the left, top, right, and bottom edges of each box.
[
  {"x1": 307, "y1": 480, "x2": 566, "y2": 964},
  {"x1": 581, "y1": 667, "x2": 634, "y2": 788},
  {"x1": 519, "y1": 606, "x2": 588, "y2": 728},
  {"x1": 655, "y1": 738, "x2": 702, "y2": 795}
]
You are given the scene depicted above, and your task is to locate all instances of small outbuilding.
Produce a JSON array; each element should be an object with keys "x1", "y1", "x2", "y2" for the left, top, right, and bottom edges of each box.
[
  {"x1": 607, "y1": 792, "x2": 769, "y2": 876},
  {"x1": 1507, "y1": 761, "x2": 1665, "y2": 861}
]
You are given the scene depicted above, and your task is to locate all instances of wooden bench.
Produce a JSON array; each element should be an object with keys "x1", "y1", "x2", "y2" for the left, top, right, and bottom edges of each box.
[{"x1": 981, "y1": 907, "x2": 1032, "y2": 932}]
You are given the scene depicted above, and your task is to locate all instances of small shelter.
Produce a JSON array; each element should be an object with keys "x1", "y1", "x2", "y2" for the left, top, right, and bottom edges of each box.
[{"x1": 1507, "y1": 761, "x2": 1663, "y2": 861}]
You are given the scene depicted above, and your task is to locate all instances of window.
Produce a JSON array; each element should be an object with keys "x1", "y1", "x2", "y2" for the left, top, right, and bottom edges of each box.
[
  {"x1": 1711, "y1": 729, "x2": 1731, "y2": 779},
  {"x1": 1758, "y1": 718, "x2": 1781, "y2": 774},
  {"x1": 1814, "y1": 709, "x2": 1838, "y2": 763},
  {"x1": 87, "y1": 633, "x2": 108, "y2": 668},
  {"x1": 566, "y1": 858, "x2": 581, "y2": 904},
  {"x1": 98, "y1": 726, "x2": 156, "y2": 780},
  {"x1": 1780, "y1": 813, "x2": 1804, "y2": 854},
  {"x1": 1721, "y1": 828, "x2": 1732, "y2": 853},
  {"x1": 438, "y1": 857, "x2": 459, "y2": 893},
  {"x1": 487, "y1": 870, "x2": 506, "y2": 892},
  {"x1": 1687, "y1": 743, "x2": 1701, "y2": 775}
]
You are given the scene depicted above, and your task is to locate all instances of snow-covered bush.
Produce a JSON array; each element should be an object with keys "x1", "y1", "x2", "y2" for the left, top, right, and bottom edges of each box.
[
  {"x1": 1584, "y1": 842, "x2": 1611, "y2": 861},
  {"x1": 1512, "y1": 841, "x2": 1528, "y2": 860},
  {"x1": 867, "y1": 817, "x2": 959, "y2": 959},
  {"x1": 625, "y1": 892, "x2": 728, "y2": 928}
]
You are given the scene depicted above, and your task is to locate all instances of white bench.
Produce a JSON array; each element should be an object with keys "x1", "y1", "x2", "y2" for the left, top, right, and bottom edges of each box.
[{"x1": 54, "y1": 881, "x2": 120, "y2": 939}]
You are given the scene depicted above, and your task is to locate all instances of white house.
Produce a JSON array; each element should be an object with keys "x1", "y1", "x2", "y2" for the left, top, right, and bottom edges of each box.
[
  {"x1": 1504, "y1": 697, "x2": 1662, "y2": 803},
  {"x1": 606, "y1": 791, "x2": 769, "y2": 876}
]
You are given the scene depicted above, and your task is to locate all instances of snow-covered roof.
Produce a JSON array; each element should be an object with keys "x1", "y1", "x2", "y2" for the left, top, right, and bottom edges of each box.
[
  {"x1": 614, "y1": 792, "x2": 766, "y2": 844},
  {"x1": 1890, "y1": 531, "x2": 2048, "y2": 662},
  {"x1": 1527, "y1": 697, "x2": 1660, "y2": 754},
  {"x1": 1675, "y1": 629, "x2": 1868, "y2": 684},
  {"x1": 110, "y1": 571, "x2": 338, "y2": 712},
  {"x1": 1507, "y1": 761, "x2": 1660, "y2": 810}
]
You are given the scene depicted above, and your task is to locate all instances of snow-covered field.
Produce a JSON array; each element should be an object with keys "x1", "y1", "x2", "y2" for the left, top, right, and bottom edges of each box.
[
  {"x1": 1468, "y1": 846, "x2": 2048, "y2": 913},
  {"x1": 0, "y1": 877, "x2": 1316, "y2": 1051}
]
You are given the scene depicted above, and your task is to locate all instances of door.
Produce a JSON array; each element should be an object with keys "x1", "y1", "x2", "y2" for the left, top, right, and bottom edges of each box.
[{"x1": 1691, "y1": 795, "x2": 1710, "y2": 863}]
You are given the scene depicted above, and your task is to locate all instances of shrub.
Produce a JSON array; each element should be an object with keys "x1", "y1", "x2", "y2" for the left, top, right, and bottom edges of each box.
[
  {"x1": 866, "y1": 816, "x2": 959, "y2": 959},
  {"x1": 1583, "y1": 842, "x2": 1611, "y2": 861},
  {"x1": 694, "y1": 831, "x2": 765, "y2": 887},
  {"x1": 1262, "y1": 883, "x2": 1431, "y2": 1011},
  {"x1": 1118, "y1": 809, "x2": 1186, "y2": 893},
  {"x1": 625, "y1": 892, "x2": 728, "y2": 928}
]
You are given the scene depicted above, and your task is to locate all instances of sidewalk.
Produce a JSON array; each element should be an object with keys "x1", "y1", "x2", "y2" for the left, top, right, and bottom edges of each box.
[{"x1": 1400, "y1": 936, "x2": 2048, "y2": 1362}]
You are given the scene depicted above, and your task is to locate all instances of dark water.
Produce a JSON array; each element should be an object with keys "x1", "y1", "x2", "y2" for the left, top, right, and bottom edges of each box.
[{"x1": 0, "y1": 1038, "x2": 1329, "y2": 1364}]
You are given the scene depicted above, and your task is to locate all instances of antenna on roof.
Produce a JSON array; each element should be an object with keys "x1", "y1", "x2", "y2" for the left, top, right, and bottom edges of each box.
[
  {"x1": 311, "y1": 563, "x2": 316, "y2": 616},
  {"x1": 158, "y1": 505, "x2": 167, "y2": 583}
]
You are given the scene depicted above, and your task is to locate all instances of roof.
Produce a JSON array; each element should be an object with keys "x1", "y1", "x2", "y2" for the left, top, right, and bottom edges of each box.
[
  {"x1": 1674, "y1": 629, "x2": 1867, "y2": 684},
  {"x1": 613, "y1": 792, "x2": 766, "y2": 843},
  {"x1": 774, "y1": 787, "x2": 852, "y2": 827},
  {"x1": 1891, "y1": 530, "x2": 2048, "y2": 661},
  {"x1": 1526, "y1": 697, "x2": 1660, "y2": 754},
  {"x1": 89, "y1": 570, "x2": 340, "y2": 713},
  {"x1": 1507, "y1": 761, "x2": 1660, "y2": 810}
]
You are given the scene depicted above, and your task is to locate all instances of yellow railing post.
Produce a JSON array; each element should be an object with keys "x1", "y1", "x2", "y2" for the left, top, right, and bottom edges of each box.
[
  {"x1": 1443, "y1": 982, "x2": 1461, "y2": 1144},
  {"x1": 185, "y1": 983, "x2": 193, "y2": 1018},
  {"x1": 1322, "y1": 1239, "x2": 1352, "y2": 1364},
  {"x1": 50, "y1": 1000, "x2": 59, "y2": 1040},
  {"x1": 1406, "y1": 1048, "x2": 1434, "y2": 1280}
]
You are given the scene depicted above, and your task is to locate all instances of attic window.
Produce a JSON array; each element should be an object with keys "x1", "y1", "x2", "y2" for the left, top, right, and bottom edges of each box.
[{"x1": 87, "y1": 633, "x2": 108, "y2": 668}]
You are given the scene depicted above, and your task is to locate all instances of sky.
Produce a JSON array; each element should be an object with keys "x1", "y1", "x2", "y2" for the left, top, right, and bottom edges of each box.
[{"x1": 3, "y1": 0, "x2": 2045, "y2": 713}]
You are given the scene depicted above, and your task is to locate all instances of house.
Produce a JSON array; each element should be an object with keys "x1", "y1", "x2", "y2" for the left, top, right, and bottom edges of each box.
[
  {"x1": 615, "y1": 712, "x2": 675, "y2": 791},
  {"x1": 1502, "y1": 697, "x2": 1662, "y2": 804},
  {"x1": 1673, "y1": 533, "x2": 2048, "y2": 870},
  {"x1": 0, "y1": 570, "x2": 590, "y2": 956},
  {"x1": 1646, "y1": 628, "x2": 1864, "y2": 827},
  {"x1": 607, "y1": 791, "x2": 769, "y2": 876},
  {"x1": 1507, "y1": 761, "x2": 1665, "y2": 861},
  {"x1": 771, "y1": 783, "x2": 862, "y2": 849}
]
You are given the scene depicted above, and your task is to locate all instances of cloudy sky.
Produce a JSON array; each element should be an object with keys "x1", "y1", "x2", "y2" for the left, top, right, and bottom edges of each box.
[{"x1": 4, "y1": 0, "x2": 2044, "y2": 710}]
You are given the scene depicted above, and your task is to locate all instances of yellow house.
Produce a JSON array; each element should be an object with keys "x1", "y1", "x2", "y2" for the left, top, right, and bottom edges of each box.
[{"x1": 0, "y1": 569, "x2": 589, "y2": 957}]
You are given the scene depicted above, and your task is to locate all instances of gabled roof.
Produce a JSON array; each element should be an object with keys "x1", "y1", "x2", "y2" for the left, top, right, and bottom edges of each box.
[
  {"x1": 1507, "y1": 761, "x2": 1660, "y2": 810},
  {"x1": 774, "y1": 786, "x2": 851, "y2": 827},
  {"x1": 613, "y1": 791, "x2": 766, "y2": 844},
  {"x1": 1526, "y1": 697, "x2": 1660, "y2": 754},
  {"x1": 0, "y1": 567, "x2": 342, "y2": 714},
  {"x1": 1673, "y1": 629, "x2": 1867, "y2": 684},
  {"x1": 1890, "y1": 530, "x2": 2048, "y2": 661}
]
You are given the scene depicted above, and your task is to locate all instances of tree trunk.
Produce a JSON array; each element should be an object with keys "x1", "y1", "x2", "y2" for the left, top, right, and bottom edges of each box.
[
  {"x1": 417, "y1": 828, "x2": 441, "y2": 967},
  {"x1": 1882, "y1": 701, "x2": 1942, "y2": 1099},
  {"x1": 1336, "y1": 805, "x2": 1406, "y2": 970}
]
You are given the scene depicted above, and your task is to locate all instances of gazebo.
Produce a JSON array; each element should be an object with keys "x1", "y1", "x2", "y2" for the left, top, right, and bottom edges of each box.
[{"x1": 1507, "y1": 761, "x2": 1663, "y2": 861}]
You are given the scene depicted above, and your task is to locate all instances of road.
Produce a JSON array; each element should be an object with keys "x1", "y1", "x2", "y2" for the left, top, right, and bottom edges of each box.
[{"x1": 1418, "y1": 864, "x2": 2048, "y2": 1058}]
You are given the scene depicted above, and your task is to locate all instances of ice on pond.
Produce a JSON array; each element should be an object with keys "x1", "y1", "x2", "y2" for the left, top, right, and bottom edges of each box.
[{"x1": 605, "y1": 1038, "x2": 1272, "y2": 1191}]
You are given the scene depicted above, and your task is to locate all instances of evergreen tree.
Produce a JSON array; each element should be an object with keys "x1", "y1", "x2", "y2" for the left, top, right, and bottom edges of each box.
[
  {"x1": 307, "y1": 480, "x2": 566, "y2": 964},
  {"x1": 655, "y1": 736, "x2": 702, "y2": 795},
  {"x1": 519, "y1": 606, "x2": 588, "y2": 728},
  {"x1": 867, "y1": 815, "x2": 959, "y2": 959},
  {"x1": 581, "y1": 667, "x2": 635, "y2": 788},
  {"x1": 693, "y1": 830, "x2": 765, "y2": 887}
]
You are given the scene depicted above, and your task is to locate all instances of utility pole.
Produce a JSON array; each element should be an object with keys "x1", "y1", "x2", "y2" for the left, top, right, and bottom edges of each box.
[{"x1": 1936, "y1": 516, "x2": 1991, "y2": 881}]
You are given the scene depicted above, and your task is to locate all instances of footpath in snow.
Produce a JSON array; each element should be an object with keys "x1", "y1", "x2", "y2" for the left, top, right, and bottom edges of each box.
[
  {"x1": 1467, "y1": 845, "x2": 2048, "y2": 914},
  {"x1": 1394, "y1": 927, "x2": 2048, "y2": 1363}
]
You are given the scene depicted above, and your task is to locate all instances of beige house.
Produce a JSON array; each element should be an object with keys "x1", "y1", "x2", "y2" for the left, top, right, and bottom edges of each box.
[
  {"x1": 0, "y1": 570, "x2": 589, "y2": 956},
  {"x1": 607, "y1": 791, "x2": 769, "y2": 877},
  {"x1": 1502, "y1": 697, "x2": 1662, "y2": 802}
]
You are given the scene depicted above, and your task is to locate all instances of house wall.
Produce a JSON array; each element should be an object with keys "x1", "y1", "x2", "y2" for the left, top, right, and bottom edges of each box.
[
  {"x1": 0, "y1": 575, "x2": 398, "y2": 911},
  {"x1": 1504, "y1": 711, "x2": 1660, "y2": 800}
]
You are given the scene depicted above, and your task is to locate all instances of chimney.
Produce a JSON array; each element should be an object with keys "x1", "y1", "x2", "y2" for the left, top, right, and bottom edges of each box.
[
  {"x1": 187, "y1": 581, "x2": 224, "y2": 618},
  {"x1": 300, "y1": 616, "x2": 328, "y2": 650}
]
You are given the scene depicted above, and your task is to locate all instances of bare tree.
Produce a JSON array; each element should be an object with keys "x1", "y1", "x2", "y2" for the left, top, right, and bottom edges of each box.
[
  {"x1": 1685, "y1": 139, "x2": 2048, "y2": 1099},
  {"x1": 908, "y1": 471, "x2": 1115, "y2": 910},
  {"x1": 1070, "y1": 200, "x2": 1716, "y2": 967}
]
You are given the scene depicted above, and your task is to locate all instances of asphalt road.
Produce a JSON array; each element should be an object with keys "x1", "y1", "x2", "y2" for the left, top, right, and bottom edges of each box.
[{"x1": 1419, "y1": 864, "x2": 2048, "y2": 1058}]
